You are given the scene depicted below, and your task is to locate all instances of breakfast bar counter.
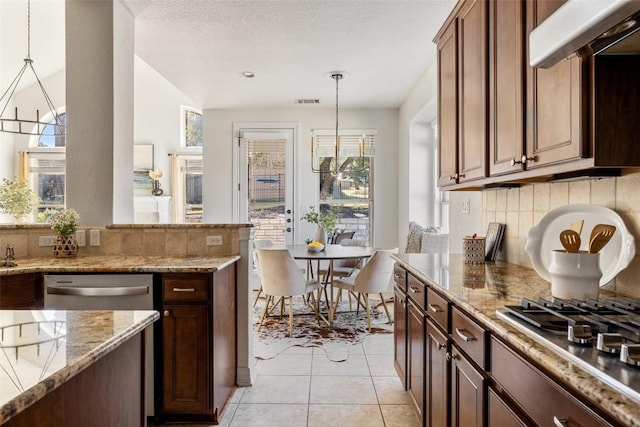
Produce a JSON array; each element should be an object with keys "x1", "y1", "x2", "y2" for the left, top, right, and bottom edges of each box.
[
  {"x1": 393, "y1": 253, "x2": 640, "y2": 427},
  {"x1": 0, "y1": 309, "x2": 159, "y2": 425}
]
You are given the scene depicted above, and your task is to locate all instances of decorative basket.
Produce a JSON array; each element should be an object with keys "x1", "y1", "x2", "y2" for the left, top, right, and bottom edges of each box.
[
  {"x1": 53, "y1": 234, "x2": 79, "y2": 258},
  {"x1": 463, "y1": 235, "x2": 485, "y2": 264}
]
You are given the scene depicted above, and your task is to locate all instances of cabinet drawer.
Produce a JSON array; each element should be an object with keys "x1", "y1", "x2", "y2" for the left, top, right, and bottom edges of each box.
[
  {"x1": 491, "y1": 337, "x2": 614, "y2": 427},
  {"x1": 393, "y1": 264, "x2": 407, "y2": 291},
  {"x1": 0, "y1": 274, "x2": 42, "y2": 309},
  {"x1": 407, "y1": 273, "x2": 427, "y2": 312},
  {"x1": 163, "y1": 276, "x2": 208, "y2": 302},
  {"x1": 451, "y1": 306, "x2": 488, "y2": 369},
  {"x1": 426, "y1": 288, "x2": 449, "y2": 333}
]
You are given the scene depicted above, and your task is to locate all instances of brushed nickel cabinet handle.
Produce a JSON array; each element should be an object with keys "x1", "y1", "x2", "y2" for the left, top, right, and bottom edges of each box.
[
  {"x1": 437, "y1": 343, "x2": 446, "y2": 351},
  {"x1": 428, "y1": 303, "x2": 442, "y2": 313},
  {"x1": 163, "y1": 310, "x2": 170, "y2": 317},
  {"x1": 409, "y1": 286, "x2": 422, "y2": 294},
  {"x1": 553, "y1": 416, "x2": 568, "y2": 426},
  {"x1": 455, "y1": 327, "x2": 477, "y2": 342},
  {"x1": 172, "y1": 287, "x2": 196, "y2": 292}
]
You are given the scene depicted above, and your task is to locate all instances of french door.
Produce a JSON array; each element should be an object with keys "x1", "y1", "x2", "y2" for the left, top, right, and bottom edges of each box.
[{"x1": 234, "y1": 125, "x2": 296, "y2": 246}]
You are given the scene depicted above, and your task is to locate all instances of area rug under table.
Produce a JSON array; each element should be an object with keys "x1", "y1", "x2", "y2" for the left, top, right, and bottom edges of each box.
[{"x1": 253, "y1": 293, "x2": 394, "y2": 362}]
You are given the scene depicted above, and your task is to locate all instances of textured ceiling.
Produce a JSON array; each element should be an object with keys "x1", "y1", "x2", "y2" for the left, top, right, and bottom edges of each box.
[{"x1": 1, "y1": 0, "x2": 455, "y2": 110}]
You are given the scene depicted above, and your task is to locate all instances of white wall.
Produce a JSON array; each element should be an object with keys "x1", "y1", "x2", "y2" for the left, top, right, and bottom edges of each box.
[
  {"x1": 202, "y1": 108, "x2": 399, "y2": 249},
  {"x1": 133, "y1": 57, "x2": 199, "y2": 197}
]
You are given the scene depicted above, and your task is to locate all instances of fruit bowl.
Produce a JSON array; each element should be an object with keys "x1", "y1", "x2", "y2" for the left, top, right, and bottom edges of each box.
[{"x1": 306, "y1": 242, "x2": 325, "y2": 252}]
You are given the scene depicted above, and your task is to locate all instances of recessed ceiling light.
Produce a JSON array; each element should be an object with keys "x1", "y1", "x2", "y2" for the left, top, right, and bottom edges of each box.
[{"x1": 242, "y1": 71, "x2": 256, "y2": 78}]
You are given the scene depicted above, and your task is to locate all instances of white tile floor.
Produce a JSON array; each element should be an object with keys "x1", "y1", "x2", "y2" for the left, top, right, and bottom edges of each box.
[{"x1": 216, "y1": 333, "x2": 420, "y2": 427}]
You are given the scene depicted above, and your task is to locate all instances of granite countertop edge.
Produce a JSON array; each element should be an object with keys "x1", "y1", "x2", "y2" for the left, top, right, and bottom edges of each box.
[
  {"x1": 0, "y1": 255, "x2": 241, "y2": 276},
  {"x1": 392, "y1": 254, "x2": 640, "y2": 427},
  {"x1": 0, "y1": 310, "x2": 160, "y2": 425}
]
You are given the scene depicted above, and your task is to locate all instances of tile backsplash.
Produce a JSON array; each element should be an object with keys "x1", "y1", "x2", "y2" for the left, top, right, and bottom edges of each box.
[{"x1": 482, "y1": 172, "x2": 640, "y2": 297}]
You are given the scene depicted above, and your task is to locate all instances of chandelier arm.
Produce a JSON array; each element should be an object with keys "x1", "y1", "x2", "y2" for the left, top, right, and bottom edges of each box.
[{"x1": 0, "y1": 64, "x2": 29, "y2": 114}]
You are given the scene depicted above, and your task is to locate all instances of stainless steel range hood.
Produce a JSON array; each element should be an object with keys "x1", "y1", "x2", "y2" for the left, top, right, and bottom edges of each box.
[{"x1": 530, "y1": 0, "x2": 640, "y2": 68}]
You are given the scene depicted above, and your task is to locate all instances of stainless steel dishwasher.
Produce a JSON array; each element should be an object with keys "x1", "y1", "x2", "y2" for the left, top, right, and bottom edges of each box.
[{"x1": 43, "y1": 273, "x2": 155, "y2": 416}]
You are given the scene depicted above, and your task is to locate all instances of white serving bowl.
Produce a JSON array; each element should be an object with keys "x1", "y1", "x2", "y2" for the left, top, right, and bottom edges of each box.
[{"x1": 306, "y1": 243, "x2": 325, "y2": 252}]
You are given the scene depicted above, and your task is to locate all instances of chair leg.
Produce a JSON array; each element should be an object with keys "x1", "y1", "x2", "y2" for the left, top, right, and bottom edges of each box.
[
  {"x1": 379, "y1": 293, "x2": 392, "y2": 324},
  {"x1": 252, "y1": 285, "x2": 263, "y2": 308},
  {"x1": 364, "y1": 293, "x2": 372, "y2": 332},
  {"x1": 258, "y1": 295, "x2": 272, "y2": 331},
  {"x1": 279, "y1": 297, "x2": 285, "y2": 319},
  {"x1": 288, "y1": 296, "x2": 294, "y2": 337}
]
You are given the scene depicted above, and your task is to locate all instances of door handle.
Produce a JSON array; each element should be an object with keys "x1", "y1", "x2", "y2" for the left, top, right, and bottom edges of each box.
[{"x1": 47, "y1": 285, "x2": 149, "y2": 297}]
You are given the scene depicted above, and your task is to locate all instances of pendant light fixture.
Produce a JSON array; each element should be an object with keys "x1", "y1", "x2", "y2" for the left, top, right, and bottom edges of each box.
[
  {"x1": 0, "y1": 0, "x2": 65, "y2": 136},
  {"x1": 311, "y1": 71, "x2": 368, "y2": 175}
]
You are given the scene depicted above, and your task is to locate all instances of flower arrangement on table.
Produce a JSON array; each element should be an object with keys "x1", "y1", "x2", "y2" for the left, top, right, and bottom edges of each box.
[
  {"x1": 0, "y1": 178, "x2": 40, "y2": 223},
  {"x1": 148, "y1": 169, "x2": 164, "y2": 196},
  {"x1": 48, "y1": 208, "x2": 80, "y2": 258},
  {"x1": 301, "y1": 206, "x2": 338, "y2": 246}
]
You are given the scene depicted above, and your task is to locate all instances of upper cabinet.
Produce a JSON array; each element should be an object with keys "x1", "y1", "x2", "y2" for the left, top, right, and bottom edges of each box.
[
  {"x1": 437, "y1": 0, "x2": 640, "y2": 189},
  {"x1": 436, "y1": 0, "x2": 488, "y2": 187}
]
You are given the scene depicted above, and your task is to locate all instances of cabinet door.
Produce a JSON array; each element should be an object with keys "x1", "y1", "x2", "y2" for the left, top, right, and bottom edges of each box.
[
  {"x1": 426, "y1": 319, "x2": 449, "y2": 427},
  {"x1": 457, "y1": 0, "x2": 488, "y2": 183},
  {"x1": 489, "y1": 0, "x2": 524, "y2": 176},
  {"x1": 488, "y1": 387, "x2": 530, "y2": 427},
  {"x1": 0, "y1": 274, "x2": 43, "y2": 309},
  {"x1": 437, "y1": 19, "x2": 459, "y2": 187},
  {"x1": 394, "y1": 287, "x2": 408, "y2": 389},
  {"x1": 525, "y1": 0, "x2": 586, "y2": 169},
  {"x1": 407, "y1": 299, "x2": 425, "y2": 425},
  {"x1": 450, "y1": 345, "x2": 486, "y2": 427},
  {"x1": 161, "y1": 304, "x2": 209, "y2": 414}
]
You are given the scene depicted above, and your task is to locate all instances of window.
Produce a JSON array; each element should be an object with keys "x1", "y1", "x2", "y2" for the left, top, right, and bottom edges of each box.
[
  {"x1": 171, "y1": 154, "x2": 202, "y2": 223},
  {"x1": 312, "y1": 130, "x2": 375, "y2": 242},
  {"x1": 181, "y1": 106, "x2": 202, "y2": 147},
  {"x1": 24, "y1": 112, "x2": 67, "y2": 220}
]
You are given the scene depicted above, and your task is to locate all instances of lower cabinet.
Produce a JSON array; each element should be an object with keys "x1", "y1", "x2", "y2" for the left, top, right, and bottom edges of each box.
[
  {"x1": 426, "y1": 319, "x2": 449, "y2": 427},
  {"x1": 487, "y1": 387, "x2": 529, "y2": 427},
  {"x1": 394, "y1": 285, "x2": 408, "y2": 388},
  {"x1": 407, "y1": 299, "x2": 425, "y2": 423},
  {"x1": 157, "y1": 264, "x2": 237, "y2": 423},
  {"x1": 450, "y1": 344, "x2": 486, "y2": 427},
  {"x1": 0, "y1": 273, "x2": 43, "y2": 309}
]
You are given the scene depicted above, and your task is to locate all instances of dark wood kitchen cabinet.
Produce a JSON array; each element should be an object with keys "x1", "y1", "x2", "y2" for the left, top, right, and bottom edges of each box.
[
  {"x1": 425, "y1": 318, "x2": 449, "y2": 427},
  {"x1": 394, "y1": 285, "x2": 408, "y2": 388},
  {"x1": 157, "y1": 263, "x2": 237, "y2": 423},
  {"x1": 488, "y1": 0, "x2": 525, "y2": 176},
  {"x1": 0, "y1": 273, "x2": 43, "y2": 309},
  {"x1": 407, "y1": 298, "x2": 426, "y2": 423},
  {"x1": 435, "y1": 0, "x2": 488, "y2": 187}
]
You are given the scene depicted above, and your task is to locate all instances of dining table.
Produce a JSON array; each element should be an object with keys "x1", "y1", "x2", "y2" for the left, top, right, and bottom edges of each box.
[{"x1": 285, "y1": 244, "x2": 378, "y2": 325}]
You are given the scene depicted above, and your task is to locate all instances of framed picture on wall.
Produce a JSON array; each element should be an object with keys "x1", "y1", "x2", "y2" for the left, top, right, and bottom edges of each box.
[{"x1": 134, "y1": 144, "x2": 154, "y2": 189}]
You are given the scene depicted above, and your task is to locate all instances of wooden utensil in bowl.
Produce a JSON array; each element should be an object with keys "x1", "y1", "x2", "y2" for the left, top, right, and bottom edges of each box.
[
  {"x1": 589, "y1": 224, "x2": 616, "y2": 253},
  {"x1": 559, "y1": 229, "x2": 581, "y2": 253}
]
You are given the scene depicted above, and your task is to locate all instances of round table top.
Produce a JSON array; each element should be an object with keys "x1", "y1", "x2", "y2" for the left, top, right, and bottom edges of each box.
[{"x1": 285, "y1": 244, "x2": 377, "y2": 260}]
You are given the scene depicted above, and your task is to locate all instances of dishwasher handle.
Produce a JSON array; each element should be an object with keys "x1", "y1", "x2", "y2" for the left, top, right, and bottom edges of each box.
[{"x1": 46, "y1": 285, "x2": 149, "y2": 297}]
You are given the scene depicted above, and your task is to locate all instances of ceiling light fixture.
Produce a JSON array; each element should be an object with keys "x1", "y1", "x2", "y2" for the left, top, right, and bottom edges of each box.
[
  {"x1": 311, "y1": 72, "x2": 367, "y2": 175},
  {"x1": 0, "y1": 0, "x2": 65, "y2": 136}
]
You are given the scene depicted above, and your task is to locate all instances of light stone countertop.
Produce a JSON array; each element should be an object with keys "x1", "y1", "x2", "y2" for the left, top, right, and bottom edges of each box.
[
  {"x1": 0, "y1": 309, "x2": 159, "y2": 424},
  {"x1": 0, "y1": 255, "x2": 240, "y2": 276},
  {"x1": 393, "y1": 253, "x2": 640, "y2": 427}
]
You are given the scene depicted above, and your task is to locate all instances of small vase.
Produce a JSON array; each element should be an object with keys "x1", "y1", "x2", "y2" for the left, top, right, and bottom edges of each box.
[
  {"x1": 314, "y1": 227, "x2": 327, "y2": 245},
  {"x1": 151, "y1": 180, "x2": 164, "y2": 196},
  {"x1": 53, "y1": 234, "x2": 79, "y2": 258}
]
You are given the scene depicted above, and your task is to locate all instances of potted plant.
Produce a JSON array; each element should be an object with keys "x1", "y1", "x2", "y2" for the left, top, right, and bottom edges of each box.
[
  {"x1": 301, "y1": 206, "x2": 337, "y2": 245},
  {"x1": 0, "y1": 178, "x2": 40, "y2": 223},
  {"x1": 48, "y1": 208, "x2": 80, "y2": 257}
]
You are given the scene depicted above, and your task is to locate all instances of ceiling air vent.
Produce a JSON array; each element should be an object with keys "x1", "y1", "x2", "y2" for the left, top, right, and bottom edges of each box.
[{"x1": 295, "y1": 98, "x2": 320, "y2": 104}]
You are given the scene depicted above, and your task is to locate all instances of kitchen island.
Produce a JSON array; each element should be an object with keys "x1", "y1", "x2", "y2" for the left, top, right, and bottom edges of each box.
[
  {"x1": 393, "y1": 253, "x2": 640, "y2": 427},
  {"x1": 0, "y1": 309, "x2": 159, "y2": 426}
]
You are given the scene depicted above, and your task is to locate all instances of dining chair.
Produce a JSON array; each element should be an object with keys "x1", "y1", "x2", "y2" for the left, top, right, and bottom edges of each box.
[
  {"x1": 255, "y1": 248, "x2": 322, "y2": 336},
  {"x1": 252, "y1": 239, "x2": 274, "y2": 307},
  {"x1": 330, "y1": 248, "x2": 399, "y2": 331},
  {"x1": 316, "y1": 237, "x2": 368, "y2": 307}
]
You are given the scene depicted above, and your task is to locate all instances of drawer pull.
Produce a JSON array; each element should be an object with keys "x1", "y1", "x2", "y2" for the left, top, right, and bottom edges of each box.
[
  {"x1": 172, "y1": 287, "x2": 196, "y2": 292},
  {"x1": 428, "y1": 303, "x2": 443, "y2": 313},
  {"x1": 553, "y1": 416, "x2": 568, "y2": 426},
  {"x1": 437, "y1": 343, "x2": 446, "y2": 351},
  {"x1": 163, "y1": 310, "x2": 170, "y2": 317},
  {"x1": 455, "y1": 328, "x2": 477, "y2": 342},
  {"x1": 394, "y1": 273, "x2": 404, "y2": 279},
  {"x1": 409, "y1": 286, "x2": 422, "y2": 294}
]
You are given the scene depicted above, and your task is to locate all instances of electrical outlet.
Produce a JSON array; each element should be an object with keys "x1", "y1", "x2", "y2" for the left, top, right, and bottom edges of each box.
[
  {"x1": 76, "y1": 230, "x2": 86, "y2": 246},
  {"x1": 39, "y1": 236, "x2": 57, "y2": 247},
  {"x1": 90, "y1": 229, "x2": 101, "y2": 246},
  {"x1": 206, "y1": 235, "x2": 223, "y2": 246},
  {"x1": 462, "y1": 199, "x2": 470, "y2": 214}
]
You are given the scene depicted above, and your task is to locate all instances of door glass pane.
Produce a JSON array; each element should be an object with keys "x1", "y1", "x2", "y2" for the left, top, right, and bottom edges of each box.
[{"x1": 248, "y1": 138, "x2": 286, "y2": 246}]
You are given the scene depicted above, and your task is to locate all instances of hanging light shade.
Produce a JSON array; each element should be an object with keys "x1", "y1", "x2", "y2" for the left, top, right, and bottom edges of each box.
[
  {"x1": 0, "y1": 0, "x2": 65, "y2": 136},
  {"x1": 311, "y1": 72, "x2": 369, "y2": 174}
]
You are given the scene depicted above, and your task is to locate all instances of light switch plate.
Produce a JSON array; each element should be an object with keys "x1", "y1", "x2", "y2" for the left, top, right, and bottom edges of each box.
[
  {"x1": 76, "y1": 230, "x2": 86, "y2": 246},
  {"x1": 89, "y1": 229, "x2": 100, "y2": 246},
  {"x1": 206, "y1": 235, "x2": 223, "y2": 246}
]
